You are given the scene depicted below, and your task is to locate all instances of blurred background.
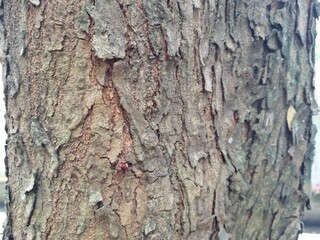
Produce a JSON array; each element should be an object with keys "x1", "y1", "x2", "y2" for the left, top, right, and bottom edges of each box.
[
  {"x1": 0, "y1": 64, "x2": 6, "y2": 237},
  {"x1": 299, "y1": 19, "x2": 320, "y2": 240}
]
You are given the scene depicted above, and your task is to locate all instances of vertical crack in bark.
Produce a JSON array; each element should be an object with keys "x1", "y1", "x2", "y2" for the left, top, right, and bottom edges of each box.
[{"x1": 209, "y1": 190, "x2": 218, "y2": 239}]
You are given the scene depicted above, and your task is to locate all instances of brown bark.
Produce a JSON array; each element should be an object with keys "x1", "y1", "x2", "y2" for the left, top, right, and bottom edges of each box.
[{"x1": 1, "y1": 0, "x2": 318, "y2": 239}]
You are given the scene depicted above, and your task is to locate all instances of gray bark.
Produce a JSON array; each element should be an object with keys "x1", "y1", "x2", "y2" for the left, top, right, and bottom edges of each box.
[{"x1": 1, "y1": 0, "x2": 318, "y2": 239}]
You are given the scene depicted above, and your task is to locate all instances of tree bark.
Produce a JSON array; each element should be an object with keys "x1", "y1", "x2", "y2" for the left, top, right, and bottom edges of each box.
[{"x1": 1, "y1": 0, "x2": 318, "y2": 239}]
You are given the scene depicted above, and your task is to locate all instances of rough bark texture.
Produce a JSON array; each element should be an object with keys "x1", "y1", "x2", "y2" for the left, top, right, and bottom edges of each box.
[{"x1": 1, "y1": 0, "x2": 318, "y2": 239}]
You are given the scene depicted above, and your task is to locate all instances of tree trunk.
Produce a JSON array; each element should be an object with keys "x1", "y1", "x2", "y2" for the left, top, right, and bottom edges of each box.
[{"x1": 1, "y1": 0, "x2": 318, "y2": 239}]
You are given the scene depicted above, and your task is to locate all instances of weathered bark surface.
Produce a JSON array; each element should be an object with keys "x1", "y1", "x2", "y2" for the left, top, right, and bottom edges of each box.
[{"x1": 1, "y1": 0, "x2": 318, "y2": 239}]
